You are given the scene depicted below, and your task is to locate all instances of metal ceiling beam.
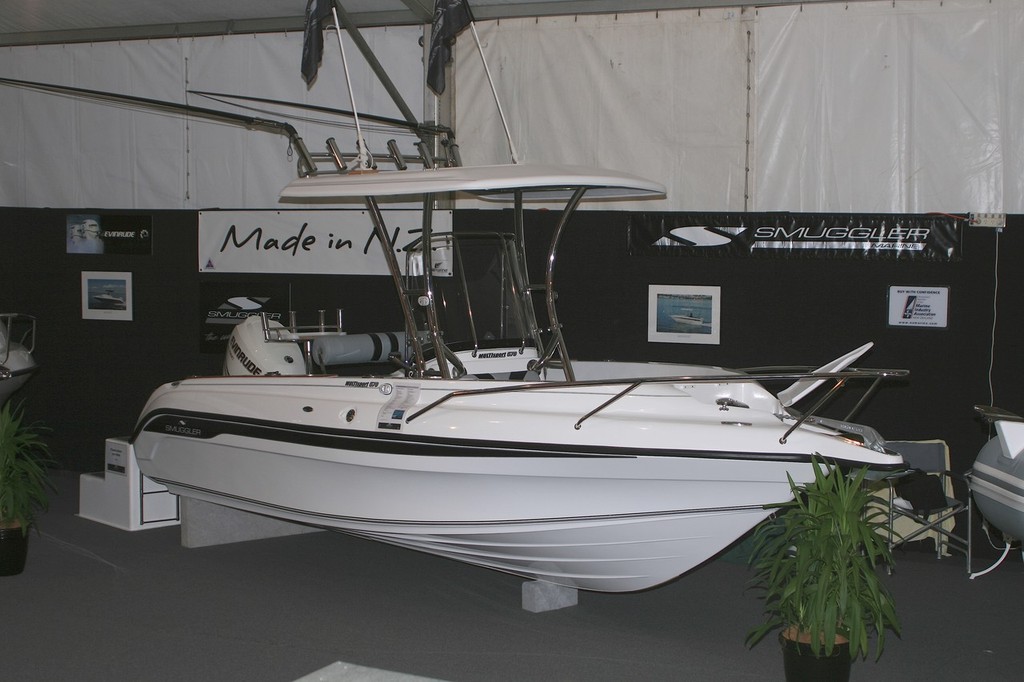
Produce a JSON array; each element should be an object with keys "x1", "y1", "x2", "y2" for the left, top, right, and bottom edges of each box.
[
  {"x1": 398, "y1": 0, "x2": 435, "y2": 24},
  {"x1": 0, "y1": 1, "x2": 855, "y2": 49}
]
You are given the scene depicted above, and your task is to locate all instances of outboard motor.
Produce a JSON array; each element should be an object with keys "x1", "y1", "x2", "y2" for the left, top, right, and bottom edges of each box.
[{"x1": 223, "y1": 316, "x2": 304, "y2": 376}]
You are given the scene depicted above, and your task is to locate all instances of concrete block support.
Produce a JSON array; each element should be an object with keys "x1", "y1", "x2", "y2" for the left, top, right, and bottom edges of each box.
[
  {"x1": 180, "y1": 497, "x2": 322, "y2": 548},
  {"x1": 293, "y1": 661, "x2": 445, "y2": 681},
  {"x1": 521, "y1": 580, "x2": 578, "y2": 612}
]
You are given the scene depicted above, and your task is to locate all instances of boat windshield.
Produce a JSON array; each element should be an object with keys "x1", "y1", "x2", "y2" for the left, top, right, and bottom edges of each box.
[{"x1": 400, "y1": 229, "x2": 542, "y2": 373}]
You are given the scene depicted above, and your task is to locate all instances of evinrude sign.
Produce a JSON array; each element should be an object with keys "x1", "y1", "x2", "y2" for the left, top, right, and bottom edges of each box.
[
  {"x1": 628, "y1": 213, "x2": 963, "y2": 260},
  {"x1": 198, "y1": 210, "x2": 453, "y2": 274}
]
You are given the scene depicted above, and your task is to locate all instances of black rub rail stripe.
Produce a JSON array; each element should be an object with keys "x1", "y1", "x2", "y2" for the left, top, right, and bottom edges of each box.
[{"x1": 134, "y1": 408, "x2": 819, "y2": 463}]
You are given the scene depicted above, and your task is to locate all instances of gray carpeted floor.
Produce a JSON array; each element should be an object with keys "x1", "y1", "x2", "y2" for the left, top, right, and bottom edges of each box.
[{"x1": 2, "y1": 472, "x2": 1022, "y2": 681}]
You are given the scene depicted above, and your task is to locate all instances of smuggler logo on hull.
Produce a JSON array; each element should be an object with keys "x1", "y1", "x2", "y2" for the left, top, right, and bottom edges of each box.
[{"x1": 164, "y1": 420, "x2": 202, "y2": 437}]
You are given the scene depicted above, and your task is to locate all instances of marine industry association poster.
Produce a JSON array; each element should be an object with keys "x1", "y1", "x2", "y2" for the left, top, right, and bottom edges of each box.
[{"x1": 887, "y1": 286, "x2": 949, "y2": 328}]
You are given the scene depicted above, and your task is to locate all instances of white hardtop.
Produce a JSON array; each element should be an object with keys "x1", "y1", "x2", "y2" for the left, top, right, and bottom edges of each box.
[{"x1": 280, "y1": 163, "x2": 666, "y2": 201}]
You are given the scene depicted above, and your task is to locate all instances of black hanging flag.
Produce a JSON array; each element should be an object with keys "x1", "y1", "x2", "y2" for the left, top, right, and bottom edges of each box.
[
  {"x1": 301, "y1": 0, "x2": 334, "y2": 85},
  {"x1": 427, "y1": 0, "x2": 474, "y2": 96}
]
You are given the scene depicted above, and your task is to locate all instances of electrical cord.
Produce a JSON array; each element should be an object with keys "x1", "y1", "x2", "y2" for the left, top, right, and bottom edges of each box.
[{"x1": 987, "y1": 228, "x2": 1000, "y2": 406}]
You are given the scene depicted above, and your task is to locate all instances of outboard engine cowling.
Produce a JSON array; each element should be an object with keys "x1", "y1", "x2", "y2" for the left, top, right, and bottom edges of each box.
[{"x1": 223, "y1": 316, "x2": 304, "y2": 376}]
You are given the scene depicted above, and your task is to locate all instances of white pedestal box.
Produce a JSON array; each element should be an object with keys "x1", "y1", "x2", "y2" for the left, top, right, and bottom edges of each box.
[{"x1": 78, "y1": 437, "x2": 180, "y2": 531}]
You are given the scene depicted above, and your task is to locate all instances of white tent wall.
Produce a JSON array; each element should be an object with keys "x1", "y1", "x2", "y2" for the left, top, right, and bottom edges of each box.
[
  {"x1": 0, "y1": 26, "x2": 426, "y2": 209},
  {"x1": 753, "y1": 0, "x2": 1023, "y2": 213},
  {"x1": 455, "y1": 0, "x2": 1023, "y2": 213},
  {"x1": 1, "y1": 1, "x2": 1022, "y2": 213},
  {"x1": 454, "y1": 9, "x2": 750, "y2": 212}
]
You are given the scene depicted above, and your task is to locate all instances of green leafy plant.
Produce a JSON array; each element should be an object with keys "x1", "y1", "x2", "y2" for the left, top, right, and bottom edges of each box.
[
  {"x1": 746, "y1": 457, "x2": 900, "y2": 660},
  {"x1": 0, "y1": 401, "x2": 54, "y2": 534}
]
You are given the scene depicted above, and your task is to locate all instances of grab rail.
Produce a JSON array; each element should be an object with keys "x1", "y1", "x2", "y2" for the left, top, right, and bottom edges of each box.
[{"x1": 403, "y1": 366, "x2": 907, "y2": 447}]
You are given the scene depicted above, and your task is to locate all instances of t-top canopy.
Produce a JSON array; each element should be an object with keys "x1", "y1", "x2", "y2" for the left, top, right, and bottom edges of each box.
[{"x1": 279, "y1": 163, "x2": 666, "y2": 202}]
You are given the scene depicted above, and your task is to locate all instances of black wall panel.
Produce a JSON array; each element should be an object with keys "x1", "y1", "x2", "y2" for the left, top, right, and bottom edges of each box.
[{"x1": 1, "y1": 207, "x2": 1020, "y2": 475}]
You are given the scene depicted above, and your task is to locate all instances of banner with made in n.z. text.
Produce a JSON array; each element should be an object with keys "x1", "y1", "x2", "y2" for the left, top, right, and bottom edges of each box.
[{"x1": 198, "y1": 209, "x2": 452, "y2": 274}]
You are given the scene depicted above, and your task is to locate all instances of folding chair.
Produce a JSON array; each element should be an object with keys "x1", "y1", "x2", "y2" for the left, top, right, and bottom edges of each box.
[{"x1": 885, "y1": 440, "x2": 971, "y2": 573}]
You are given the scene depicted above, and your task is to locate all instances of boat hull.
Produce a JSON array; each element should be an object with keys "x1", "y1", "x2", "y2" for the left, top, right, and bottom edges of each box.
[
  {"x1": 132, "y1": 371, "x2": 901, "y2": 592},
  {"x1": 0, "y1": 346, "x2": 36, "y2": 406}
]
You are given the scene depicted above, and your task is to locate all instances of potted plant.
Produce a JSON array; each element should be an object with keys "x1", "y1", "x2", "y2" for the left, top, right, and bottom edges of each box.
[
  {"x1": 0, "y1": 401, "x2": 53, "y2": 576},
  {"x1": 746, "y1": 457, "x2": 900, "y2": 681}
]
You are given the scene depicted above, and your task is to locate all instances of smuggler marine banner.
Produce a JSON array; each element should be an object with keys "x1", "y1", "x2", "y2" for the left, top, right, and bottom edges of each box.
[{"x1": 627, "y1": 213, "x2": 963, "y2": 260}]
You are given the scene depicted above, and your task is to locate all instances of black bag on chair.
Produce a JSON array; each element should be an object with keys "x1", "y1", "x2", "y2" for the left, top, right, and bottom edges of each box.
[{"x1": 895, "y1": 470, "x2": 947, "y2": 514}]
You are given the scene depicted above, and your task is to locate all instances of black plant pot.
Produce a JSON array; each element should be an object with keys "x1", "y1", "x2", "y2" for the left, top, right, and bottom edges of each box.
[
  {"x1": 0, "y1": 526, "x2": 29, "y2": 576},
  {"x1": 780, "y1": 632, "x2": 852, "y2": 682}
]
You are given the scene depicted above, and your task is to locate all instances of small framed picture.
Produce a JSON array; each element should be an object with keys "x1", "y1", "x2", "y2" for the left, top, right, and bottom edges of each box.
[
  {"x1": 82, "y1": 271, "x2": 133, "y2": 321},
  {"x1": 648, "y1": 284, "x2": 721, "y2": 345}
]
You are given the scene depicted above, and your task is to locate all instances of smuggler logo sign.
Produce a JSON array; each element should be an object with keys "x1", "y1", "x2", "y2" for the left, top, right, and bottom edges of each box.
[
  {"x1": 629, "y1": 212, "x2": 963, "y2": 260},
  {"x1": 199, "y1": 283, "x2": 290, "y2": 354}
]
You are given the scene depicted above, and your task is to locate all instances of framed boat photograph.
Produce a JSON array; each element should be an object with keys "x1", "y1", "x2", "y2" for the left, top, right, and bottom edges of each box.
[
  {"x1": 81, "y1": 271, "x2": 133, "y2": 321},
  {"x1": 648, "y1": 284, "x2": 721, "y2": 345}
]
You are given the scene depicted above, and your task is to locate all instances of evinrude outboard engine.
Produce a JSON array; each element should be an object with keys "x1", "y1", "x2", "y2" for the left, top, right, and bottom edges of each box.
[
  {"x1": 223, "y1": 316, "x2": 304, "y2": 376},
  {"x1": 0, "y1": 313, "x2": 38, "y2": 406},
  {"x1": 971, "y1": 405, "x2": 1024, "y2": 542}
]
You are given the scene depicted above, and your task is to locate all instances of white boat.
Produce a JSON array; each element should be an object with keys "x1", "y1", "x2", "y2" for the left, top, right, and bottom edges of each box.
[
  {"x1": 670, "y1": 311, "x2": 705, "y2": 330},
  {"x1": 0, "y1": 313, "x2": 38, "y2": 406},
  {"x1": 970, "y1": 405, "x2": 1024, "y2": 542},
  {"x1": 131, "y1": 163, "x2": 907, "y2": 592},
  {"x1": 91, "y1": 287, "x2": 126, "y2": 310}
]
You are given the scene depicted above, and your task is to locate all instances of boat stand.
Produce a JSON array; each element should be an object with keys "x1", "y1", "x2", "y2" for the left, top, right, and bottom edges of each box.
[
  {"x1": 522, "y1": 580, "x2": 578, "y2": 612},
  {"x1": 179, "y1": 498, "x2": 322, "y2": 549}
]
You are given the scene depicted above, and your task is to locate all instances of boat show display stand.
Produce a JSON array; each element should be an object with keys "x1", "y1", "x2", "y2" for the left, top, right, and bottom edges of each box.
[
  {"x1": 78, "y1": 437, "x2": 180, "y2": 531},
  {"x1": 522, "y1": 580, "x2": 578, "y2": 612},
  {"x1": 294, "y1": 661, "x2": 445, "y2": 681},
  {"x1": 180, "y1": 497, "x2": 322, "y2": 549}
]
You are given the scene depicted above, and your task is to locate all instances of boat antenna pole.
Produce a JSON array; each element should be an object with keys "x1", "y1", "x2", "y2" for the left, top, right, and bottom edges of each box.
[
  {"x1": 467, "y1": 22, "x2": 519, "y2": 164},
  {"x1": 327, "y1": 3, "x2": 372, "y2": 171}
]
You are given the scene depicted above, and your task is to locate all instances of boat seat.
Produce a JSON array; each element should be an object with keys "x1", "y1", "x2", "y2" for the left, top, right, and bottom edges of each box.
[{"x1": 883, "y1": 439, "x2": 971, "y2": 574}]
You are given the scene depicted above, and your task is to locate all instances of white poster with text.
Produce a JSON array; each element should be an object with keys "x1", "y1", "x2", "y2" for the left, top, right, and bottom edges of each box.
[
  {"x1": 198, "y1": 210, "x2": 452, "y2": 275},
  {"x1": 887, "y1": 286, "x2": 949, "y2": 329}
]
